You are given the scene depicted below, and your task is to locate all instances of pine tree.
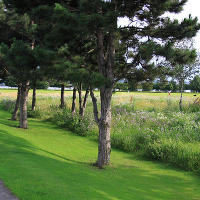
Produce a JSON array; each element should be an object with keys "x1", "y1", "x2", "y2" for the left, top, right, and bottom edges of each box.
[
  {"x1": 0, "y1": 1, "x2": 55, "y2": 127},
  {"x1": 190, "y1": 75, "x2": 200, "y2": 92},
  {"x1": 0, "y1": 40, "x2": 36, "y2": 128},
  {"x1": 167, "y1": 40, "x2": 199, "y2": 111},
  {"x1": 78, "y1": 0, "x2": 200, "y2": 168}
]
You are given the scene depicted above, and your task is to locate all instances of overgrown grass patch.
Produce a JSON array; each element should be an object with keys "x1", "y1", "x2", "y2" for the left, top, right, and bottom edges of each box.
[{"x1": 144, "y1": 140, "x2": 200, "y2": 172}]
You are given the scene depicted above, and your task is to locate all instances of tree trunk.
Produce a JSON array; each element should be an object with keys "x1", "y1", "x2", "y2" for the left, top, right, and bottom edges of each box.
[
  {"x1": 95, "y1": 29, "x2": 115, "y2": 168},
  {"x1": 97, "y1": 87, "x2": 113, "y2": 167},
  {"x1": 179, "y1": 81, "x2": 183, "y2": 112},
  {"x1": 81, "y1": 88, "x2": 90, "y2": 117},
  {"x1": 72, "y1": 87, "x2": 77, "y2": 114},
  {"x1": 31, "y1": 20, "x2": 36, "y2": 111},
  {"x1": 60, "y1": 84, "x2": 65, "y2": 109},
  {"x1": 78, "y1": 83, "x2": 83, "y2": 116},
  {"x1": 90, "y1": 88, "x2": 99, "y2": 124},
  {"x1": 12, "y1": 84, "x2": 21, "y2": 120},
  {"x1": 19, "y1": 81, "x2": 30, "y2": 129},
  {"x1": 31, "y1": 82, "x2": 36, "y2": 111}
]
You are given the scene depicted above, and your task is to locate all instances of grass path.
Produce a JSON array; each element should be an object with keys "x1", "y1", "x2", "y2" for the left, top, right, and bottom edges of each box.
[{"x1": 0, "y1": 110, "x2": 200, "y2": 200}]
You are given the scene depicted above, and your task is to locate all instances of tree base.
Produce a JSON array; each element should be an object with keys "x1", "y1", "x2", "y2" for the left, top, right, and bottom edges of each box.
[{"x1": 92, "y1": 162, "x2": 103, "y2": 169}]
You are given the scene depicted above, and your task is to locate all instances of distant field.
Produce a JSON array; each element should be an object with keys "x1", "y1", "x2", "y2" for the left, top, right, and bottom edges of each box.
[{"x1": 0, "y1": 89, "x2": 198, "y2": 111}]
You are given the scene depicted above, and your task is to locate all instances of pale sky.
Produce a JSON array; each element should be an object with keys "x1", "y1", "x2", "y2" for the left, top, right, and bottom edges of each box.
[
  {"x1": 118, "y1": 0, "x2": 200, "y2": 50},
  {"x1": 170, "y1": 0, "x2": 200, "y2": 50}
]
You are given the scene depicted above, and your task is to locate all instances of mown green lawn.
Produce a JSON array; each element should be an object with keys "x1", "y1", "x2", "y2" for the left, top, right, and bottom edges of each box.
[{"x1": 0, "y1": 109, "x2": 200, "y2": 200}]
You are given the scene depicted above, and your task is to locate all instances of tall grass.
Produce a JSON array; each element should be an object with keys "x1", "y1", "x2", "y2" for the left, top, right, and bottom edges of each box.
[{"x1": 1, "y1": 90, "x2": 200, "y2": 172}]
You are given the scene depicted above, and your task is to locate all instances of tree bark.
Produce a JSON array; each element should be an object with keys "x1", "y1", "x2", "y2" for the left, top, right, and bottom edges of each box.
[
  {"x1": 97, "y1": 87, "x2": 113, "y2": 167},
  {"x1": 31, "y1": 20, "x2": 36, "y2": 111},
  {"x1": 60, "y1": 84, "x2": 65, "y2": 109},
  {"x1": 90, "y1": 89, "x2": 99, "y2": 124},
  {"x1": 81, "y1": 88, "x2": 90, "y2": 117},
  {"x1": 12, "y1": 84, "x2": 21, "y2": 120},
  {"x1": 78, "y1": 83, "x2": 90, "y2": 117},
  {"x1": 78, "y1": 83, "x2": 83, "y2": 116},
  {"x1": 72, "y1": 86, "x2": 77, "y2": 114},
  {"x1": 95, "y1": 29, "x2": 115, "y2": 168},
  {"x1": 179, "y1": 81, "x2": 183, "y2": 112},
  {"x1": 19, "y1": 81, "x2": 30, "y2": 129},
  {"x1": 31, "y1": 81, "x2": 36, "y2": 111}
]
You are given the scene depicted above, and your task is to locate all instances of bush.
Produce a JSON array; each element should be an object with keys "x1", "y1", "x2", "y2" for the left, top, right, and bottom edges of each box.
[
  {"x1": 0, "y1": 98, "x2": 15, "y2": 112},
  {"x1": 36, "y1": 81, "x2": 49, "y2": 90},
  {"x1": 144, "y1": 139, "x2": 200, "y2": 172},
  {"x1": 50, "y1": 107, "x2": 96, "y2": 137},
  {"x1": 27, "y1": 109, "x2": 42, "y2": 118}
]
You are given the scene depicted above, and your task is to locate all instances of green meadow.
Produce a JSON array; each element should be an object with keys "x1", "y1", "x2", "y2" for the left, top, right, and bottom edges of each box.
[{"x1": 0, "y1": 89, "x2": 200, "y2": 199}]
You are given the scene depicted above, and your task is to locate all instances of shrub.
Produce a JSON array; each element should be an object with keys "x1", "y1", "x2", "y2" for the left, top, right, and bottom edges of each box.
[
  {"x1": 0, "y1": 98, "x2": 15, "y2": 112},
  {"x1": 50, "y1": 107, "x2": 96, "y2": 137},
  {"x1": 144, "y1": 139, "x2": 200, "y2": 172},
  {"x1": 27, "y1": 109, "x2": 42, "y2": 118}
]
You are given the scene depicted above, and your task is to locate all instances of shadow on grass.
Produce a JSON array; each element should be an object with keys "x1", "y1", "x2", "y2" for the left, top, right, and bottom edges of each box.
[
  {"x1": 0, "y1": 110, "x2": 200, "y2": 200},
  {"x1": 0, "y1": 117, "x2": 19, "y2": 128}
]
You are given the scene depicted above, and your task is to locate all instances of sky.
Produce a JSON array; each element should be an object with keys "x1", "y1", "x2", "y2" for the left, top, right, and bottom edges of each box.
[
  {"x1": 119, "y1": 0, "x2": 200, "y2": 50},
  {"x1": 170, "y1": 0, "x2": 200, "y2": 50}
]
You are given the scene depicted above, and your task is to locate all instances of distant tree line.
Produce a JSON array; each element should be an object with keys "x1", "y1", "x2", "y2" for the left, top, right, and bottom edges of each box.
[{"x1": 114, "y1": 75, "x2": 200, "y2": 92}]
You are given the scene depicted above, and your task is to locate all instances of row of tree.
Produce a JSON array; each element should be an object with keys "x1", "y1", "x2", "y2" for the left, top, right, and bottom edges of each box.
[
  {"x1": 3, "y1": 75, "x2": 200, "y2": 92},
  {"x1": 153, "y1": 76, "x2": 200, "y2": 92},
  {"x1": 0, "y1": 0, "x2": 200, "y2": 168},
  {"x1": 114, "y1": 75, "x2": 200, "y2": 92}
]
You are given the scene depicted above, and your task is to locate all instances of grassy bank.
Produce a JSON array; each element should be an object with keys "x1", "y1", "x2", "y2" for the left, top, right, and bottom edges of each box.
[
  {"x1": 0, "y1": 110, "x2": 200, "y2": 200},
  {"x1": 1, "y1": 89, "x2": 200, "y2": 173}
]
